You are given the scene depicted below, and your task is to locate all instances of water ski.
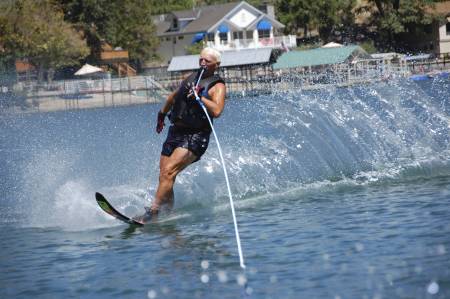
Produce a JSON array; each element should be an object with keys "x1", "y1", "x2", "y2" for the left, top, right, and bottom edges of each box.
[{"x1": 95, "y1": 192, "x2": 144, "y2": 226}]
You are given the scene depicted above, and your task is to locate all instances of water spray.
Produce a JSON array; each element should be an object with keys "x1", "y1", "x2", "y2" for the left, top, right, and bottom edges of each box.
[{"x1": 194, "y1": 67, "x2": 246, "y2": 269}]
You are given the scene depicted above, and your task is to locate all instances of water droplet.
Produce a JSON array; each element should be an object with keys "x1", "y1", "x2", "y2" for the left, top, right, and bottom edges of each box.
[
  {"x1": 200, "y1": 274, "x2": 209, "y2": 283},
  {"x1": 217, "y1": 270, "x2": 228, "y2": 283},
  {"x1": 355, "y1": 243, "x2": 364, "y2": 252},
  {"x1": 161, "y1": 238, "x2": 171, "y2": 248},
  {"x1": 436, "y1": 245, "x2": 446, "y2": 255},
  {"x1": 161, "y1": 286, "x2": 169, "y2": 295},
  {"x1": 427, "y1": 281, "x2": 439, "y2": 294},
  {"x1": 237, "y1": 274, "x2": 247, "y2": 286},
  {"x1": 201, "y1": 260, "x2": 209, "y2": 270},
  {"x1": 147, "y1": 289, "x2": 157, "y2": 299}
]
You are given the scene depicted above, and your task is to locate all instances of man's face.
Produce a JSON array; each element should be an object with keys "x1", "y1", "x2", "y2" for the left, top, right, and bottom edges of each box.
[{"x1": 199, "y1": 51, "x2": 219, "y2": 72}]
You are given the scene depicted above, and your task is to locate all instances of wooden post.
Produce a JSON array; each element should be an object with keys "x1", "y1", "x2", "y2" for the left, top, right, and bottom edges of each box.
[{"x1": 102, "y1": 78, "x2": 106, "y2": 107}]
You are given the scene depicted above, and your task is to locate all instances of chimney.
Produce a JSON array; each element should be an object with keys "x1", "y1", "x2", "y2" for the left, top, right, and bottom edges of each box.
[
  {"x1": 266, "y1": 5, "x2": 275, "y2": 19},
  {"x1": 259, "y1": 2, "x2": 275, "y2": 19}
]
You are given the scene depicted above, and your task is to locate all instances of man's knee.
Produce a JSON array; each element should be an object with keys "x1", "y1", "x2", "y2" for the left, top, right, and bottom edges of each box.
[{"x1": 159, "y1": 165, "x2": 177, "y2": 182}]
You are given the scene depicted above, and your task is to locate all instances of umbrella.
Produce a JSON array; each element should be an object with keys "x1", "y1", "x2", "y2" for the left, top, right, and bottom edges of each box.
[
  {"x1": 321, "y1": 42, "x2": 343, "y2": 48},
  {"x1": 75, "y1": 63, "x2": 103, "y2": 76}
]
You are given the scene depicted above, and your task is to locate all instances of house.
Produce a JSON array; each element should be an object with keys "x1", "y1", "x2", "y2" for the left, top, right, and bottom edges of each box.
[
  {"x1": 153, "y1": 1, "x2": 296, "y2": 63},
  {"x1": 99, "y1": 42, "x2": 136, "y2": 77},
  {"x1": 428, "y1": 1, "x2": 450, "y2": 55}
]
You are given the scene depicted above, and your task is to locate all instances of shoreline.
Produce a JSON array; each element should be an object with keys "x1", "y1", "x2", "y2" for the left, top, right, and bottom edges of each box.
[
  {"x1": 1, "y1": 91, "x2": 164, "y2": 114},
  {"x1": 2, "y1": 70, "x2": 449, "y2": 114}
]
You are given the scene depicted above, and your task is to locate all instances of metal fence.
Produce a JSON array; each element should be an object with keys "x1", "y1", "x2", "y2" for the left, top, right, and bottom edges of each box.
[
  {"x1": 2, "y1": 75, "x2": 170, "y2": 113},
  {"x1": 2, "y1": 59, "x2": 449, "y2": 113}
]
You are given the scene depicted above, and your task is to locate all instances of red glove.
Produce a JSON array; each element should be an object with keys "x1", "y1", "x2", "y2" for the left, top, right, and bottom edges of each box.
[{"x1": 156, "y1": 111, "x2": 166, "y2": 134}]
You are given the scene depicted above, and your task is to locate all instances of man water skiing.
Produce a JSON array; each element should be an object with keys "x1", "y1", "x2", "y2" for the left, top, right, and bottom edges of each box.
[{"x1": 134, "y1": 47, "x2": 226, "y2": 224}]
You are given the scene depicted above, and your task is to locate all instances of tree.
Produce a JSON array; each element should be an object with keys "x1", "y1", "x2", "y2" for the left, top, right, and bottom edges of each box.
[
  {"x1": 58, "y1": 0, "x2": 110, "y2": 63},
  {"x1": 276, "y1": 0, "x2": 317, "y2": 36},
  {"x1": 105, "y1": 0, "x2": 159, "y2": 68},
  {"x1": 359, "y1": 0, "x2": 440, "y2": 51},
  {"x1": 0, "y1": 0, "x2": 89, "y2": 81},
  {"x1": 148, "y1": 0, "x2": 192, "y2": 14},
  {"x1": 59, "y1": 0, "x2": 160, "y2": 69},
  {"x1": 276, "y1": 0, "x2": 357, "y2": 42}
]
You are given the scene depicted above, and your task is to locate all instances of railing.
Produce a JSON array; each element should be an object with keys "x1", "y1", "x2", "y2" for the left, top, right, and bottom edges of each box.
[
  {"x1": 1, "y1": 75, "x2": 171, "y2": 112},
  {"x1": 16, "y1": 75, "x2": 169, "y2": 98},
  {"x1": 4, "y1": 58, "x2": 448, "y2": 113},
  {"x1": 206, "y1": 35, "x2": 296, "y2": 51}
]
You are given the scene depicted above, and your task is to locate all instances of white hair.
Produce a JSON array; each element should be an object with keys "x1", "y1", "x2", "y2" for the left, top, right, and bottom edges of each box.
[{"x1": 201, "y1": 47, "x2": 221, "y2": 63}]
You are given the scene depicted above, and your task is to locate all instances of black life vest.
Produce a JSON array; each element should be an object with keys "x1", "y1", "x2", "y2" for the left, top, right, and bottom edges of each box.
[{"x1": 170, "y1": 72, "x2": 224, "y2": 130}]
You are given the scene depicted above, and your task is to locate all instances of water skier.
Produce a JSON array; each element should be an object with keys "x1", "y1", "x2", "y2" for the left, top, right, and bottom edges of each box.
[{"x1": 134, "y1": 47, "x2": 226, "y2": 223}]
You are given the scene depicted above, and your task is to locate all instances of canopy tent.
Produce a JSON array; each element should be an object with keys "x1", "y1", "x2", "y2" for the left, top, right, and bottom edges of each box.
[
  {"x1": 257, "y1": 20, "x2": 272, "y2": 30},
  {"x1": 218, "y1": 24, "x2": 229, "y2": 33},
  {"x1": 192, "y1": 32, "x2": 206, "y2": 44},
  {"x1": 75, "y1": 64, "x2": 103, "y2": 76},
  {"x1": 321, "y1": 42, "x2": 343, "y2": 48}
]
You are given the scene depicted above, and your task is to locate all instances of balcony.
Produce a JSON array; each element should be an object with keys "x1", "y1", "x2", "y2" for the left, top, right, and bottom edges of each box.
[{"x1": 205, "y1": 35, "x2": 297, "y2": 52}]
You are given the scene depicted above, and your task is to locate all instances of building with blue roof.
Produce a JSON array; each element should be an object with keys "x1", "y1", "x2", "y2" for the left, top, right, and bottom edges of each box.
[{"x1": 152, "y1": 1, "x2": 296, "y2": 64}]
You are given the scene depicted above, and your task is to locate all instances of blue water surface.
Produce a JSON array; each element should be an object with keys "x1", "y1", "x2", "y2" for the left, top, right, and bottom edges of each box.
[{"x1": 1, "y1": 77, "x2": 450, "y2": 298}]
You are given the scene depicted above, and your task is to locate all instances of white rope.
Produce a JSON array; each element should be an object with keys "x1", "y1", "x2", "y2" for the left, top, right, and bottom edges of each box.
[{"x1": 194, "y1": 70, "x2": 246, "y2": 269}]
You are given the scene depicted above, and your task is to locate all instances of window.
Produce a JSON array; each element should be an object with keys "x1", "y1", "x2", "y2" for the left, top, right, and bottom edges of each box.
[
  {"x1": 258, "y1": 29, "x2": 270, "y2": 39},
  {"x1": 233, "y1": 32, "x2": 243, "y2": 40},
  {"x1": 178, "y1": 36, "x2": 184, "y2": 40},
  {"x1": 172, "y1": 19, "x2": 178, "y2": 30},
  {"x1": 219, "y1": 32, "x2": 228, "y2": 42},
  {"x1": 446, "y1": 22, "x2": 450, "y2": 35}
]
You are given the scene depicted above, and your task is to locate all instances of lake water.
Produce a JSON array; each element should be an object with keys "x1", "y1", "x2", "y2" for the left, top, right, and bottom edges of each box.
[{"x1": 1, "y1": 77, "x2": 449, "y2": 298}]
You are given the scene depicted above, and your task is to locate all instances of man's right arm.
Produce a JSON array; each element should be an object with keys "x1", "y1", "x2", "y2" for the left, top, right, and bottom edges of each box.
[
  {"x1": 160, "y1": 90, "x2": 177, "y2": 114},
  {"x1": 156, "y1": 89, "x2": 178, "y2": 134}
]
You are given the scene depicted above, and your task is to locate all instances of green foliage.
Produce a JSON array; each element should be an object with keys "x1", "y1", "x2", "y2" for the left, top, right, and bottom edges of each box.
[
  {"x1": 59, "y1": 0, "x2": 160, "y2": 67},
  {"x1": 0, "y1": 0, "x2": 89, "y2": 79},
  {"x1": 147, "y1": 0, "x2": 191, "y2": 14},
  {"x1": 276, "y1": 0, "x2": 357, "y2": 42},
  {"x1": 276, "y1": 0, "x2": 316, "y2": 35},
  {"x1": 105, "y1": 0, "x2": 159, "y2": 65},
  {"x1": 359, "y1": 0, "x2": 441, "y2": 51},
  {"x1": 185, "y1": 42, "x2": 205, "y2": 55},
  {"x1": 1, "y1": 0, "x2": 445, "y2": 78},
  {"x1": 358, "y1": 40, "x2": 377, "y2": 54}
]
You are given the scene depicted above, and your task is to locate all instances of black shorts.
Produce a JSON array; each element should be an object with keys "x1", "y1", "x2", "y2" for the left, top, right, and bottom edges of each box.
[{"x1": 161, "y1": 126, "x2": 211, "y2": 162}]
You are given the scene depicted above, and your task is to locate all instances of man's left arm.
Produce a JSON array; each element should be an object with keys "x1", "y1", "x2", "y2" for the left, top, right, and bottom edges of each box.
[{"x1": 199, "y1": 83, "x2": 226, "y2": 118}]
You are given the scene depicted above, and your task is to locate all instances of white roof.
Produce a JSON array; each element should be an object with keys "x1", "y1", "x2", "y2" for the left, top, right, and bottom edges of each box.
[
  {"x1": 321, "y1": 42, "x2": 343, "y2": 48},
  {"x1": 371, "y1": 52, "x2": 403, "y2": 60},
  {"x1": 168, "y1": 48, "x2": 273, "y2": 72},
  {"x1": 75, "y1": 64, "x2": 103, "y2": 75}
]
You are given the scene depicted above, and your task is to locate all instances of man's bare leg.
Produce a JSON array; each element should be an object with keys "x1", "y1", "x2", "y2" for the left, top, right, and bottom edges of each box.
[{"x1": 152, "y1": 147, "x2": 197, "y2": 212}]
